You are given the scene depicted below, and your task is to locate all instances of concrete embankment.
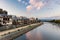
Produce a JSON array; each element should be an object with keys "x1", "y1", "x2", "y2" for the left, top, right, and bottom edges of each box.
[{"x1": 0, "y1": 22, "x2": 43, "y2": 40}]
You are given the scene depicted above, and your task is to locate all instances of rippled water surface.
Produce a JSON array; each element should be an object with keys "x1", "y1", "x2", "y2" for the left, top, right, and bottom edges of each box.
[{"x1": 14, "y1": 22, "x2": 60, "y2": 40}]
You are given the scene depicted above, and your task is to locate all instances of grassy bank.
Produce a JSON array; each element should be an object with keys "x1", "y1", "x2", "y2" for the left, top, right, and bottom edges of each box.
[{"x1": 0, "y1": 22, "x2": 43, "y2": 40}]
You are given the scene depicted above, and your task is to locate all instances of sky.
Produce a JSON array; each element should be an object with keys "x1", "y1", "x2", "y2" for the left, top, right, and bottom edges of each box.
[{"x1": 0, "y1": 0, "x2": 60, "y2": 18}]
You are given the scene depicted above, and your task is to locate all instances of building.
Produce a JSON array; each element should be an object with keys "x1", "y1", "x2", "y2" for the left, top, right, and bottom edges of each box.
[
  {"x1": 29, "y1": 17, "x2": 36, "y2": 24},
  {"x1": 0, "y1": 8, "x2": 39, "y2": 26},
  {"x1": 0, "y1": 9, "x2": 12, "y2": 25},
  {"x1": 13, "y1": 16, "x2": 30, "y2": 25},
  {"x1": 0, "y1": 16, "x2": 3, "y2": 25},
  {"x1": 0, "y1": 9, "x2": 7, "y2": 16}
]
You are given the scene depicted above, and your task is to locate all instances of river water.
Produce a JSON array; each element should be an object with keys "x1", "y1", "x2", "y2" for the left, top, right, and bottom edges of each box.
[{"x1": 14, "y1": 22, "x2": 60, "y2": 40}]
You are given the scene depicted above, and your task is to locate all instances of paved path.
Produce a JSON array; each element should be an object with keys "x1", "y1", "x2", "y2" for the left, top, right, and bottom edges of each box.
[
  {"x1": 0, "y1": 23, "x2": 40, "y2": 37},
  {"x1": 0, "y1": 23, "x2": 42, "y2": 40}
]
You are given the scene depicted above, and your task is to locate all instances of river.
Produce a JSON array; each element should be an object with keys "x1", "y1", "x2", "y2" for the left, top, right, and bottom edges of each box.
[{"x1": 14, "y1": 22, "x2": 60, "y2": 40}]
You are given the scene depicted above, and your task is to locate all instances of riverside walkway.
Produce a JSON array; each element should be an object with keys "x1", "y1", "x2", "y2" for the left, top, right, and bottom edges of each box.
[{"x1": 0, "y1": 22, "x2": 43, "y2": 40}]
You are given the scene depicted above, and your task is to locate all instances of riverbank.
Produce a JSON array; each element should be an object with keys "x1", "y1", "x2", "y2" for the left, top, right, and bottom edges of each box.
[
  {"x1": 0, "y1": 22, "x2": 43, "y2": 40},
  {"x1": 49, "y1": 20, "x2": 60, "y2": 23}
]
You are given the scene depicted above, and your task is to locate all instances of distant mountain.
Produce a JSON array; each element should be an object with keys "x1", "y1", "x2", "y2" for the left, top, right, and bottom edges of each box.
[{"x1": 40, "y1": 16, "x2": 60, "y2": 20}]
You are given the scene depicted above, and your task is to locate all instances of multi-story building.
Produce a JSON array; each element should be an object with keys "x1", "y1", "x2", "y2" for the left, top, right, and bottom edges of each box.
[{"x1": 0, "y1": 9, "x2": 12, "y2": 25}]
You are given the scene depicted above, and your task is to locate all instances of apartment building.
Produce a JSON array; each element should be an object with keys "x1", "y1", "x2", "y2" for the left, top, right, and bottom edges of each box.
[{"x1": 0, "y1": 9, "x2": 12, "y2": 25}]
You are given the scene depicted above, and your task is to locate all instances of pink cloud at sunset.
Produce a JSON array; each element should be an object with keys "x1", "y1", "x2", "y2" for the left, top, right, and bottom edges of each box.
[
  {"x1": 26, "y1": 5, "x2": 33, "y2": 11},
  {"x1": 26, "y1": 0, "x2": 45, "y2": 11}
]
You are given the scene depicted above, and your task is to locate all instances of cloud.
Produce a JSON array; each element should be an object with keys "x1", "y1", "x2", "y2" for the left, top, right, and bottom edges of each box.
[
  {"x1": 18, "y1": 0, "x2": 28, "y2": 5},
  {"x1": 26, "y1": 5, "x2": 32, "y2": 11},
  {"x1": 26, "y1": 0, "x2": 45, "y2": 11},
  {"x1": 18, "y1": 0, "x2": 21, "y2": 2}
]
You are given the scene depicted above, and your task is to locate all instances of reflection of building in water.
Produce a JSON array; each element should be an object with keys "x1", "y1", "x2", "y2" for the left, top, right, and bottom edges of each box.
[{"x1": 25, "y1": 31, "x2": 42, "y2": 40}]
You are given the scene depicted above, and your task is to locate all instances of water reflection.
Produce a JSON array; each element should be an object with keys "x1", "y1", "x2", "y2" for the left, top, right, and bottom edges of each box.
[
  {"x1": 14, "y1": 22, "x2": 60, "y2": 40},
  {"x1": 51, "y1": 22, "x2": 60, "y2": 27},
  {"x1": 14, "y1": 34, "x2": 27, "y2": 40},
  {"x1": 25, "y1": 30, "x2": 42, "y2": 40}
]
